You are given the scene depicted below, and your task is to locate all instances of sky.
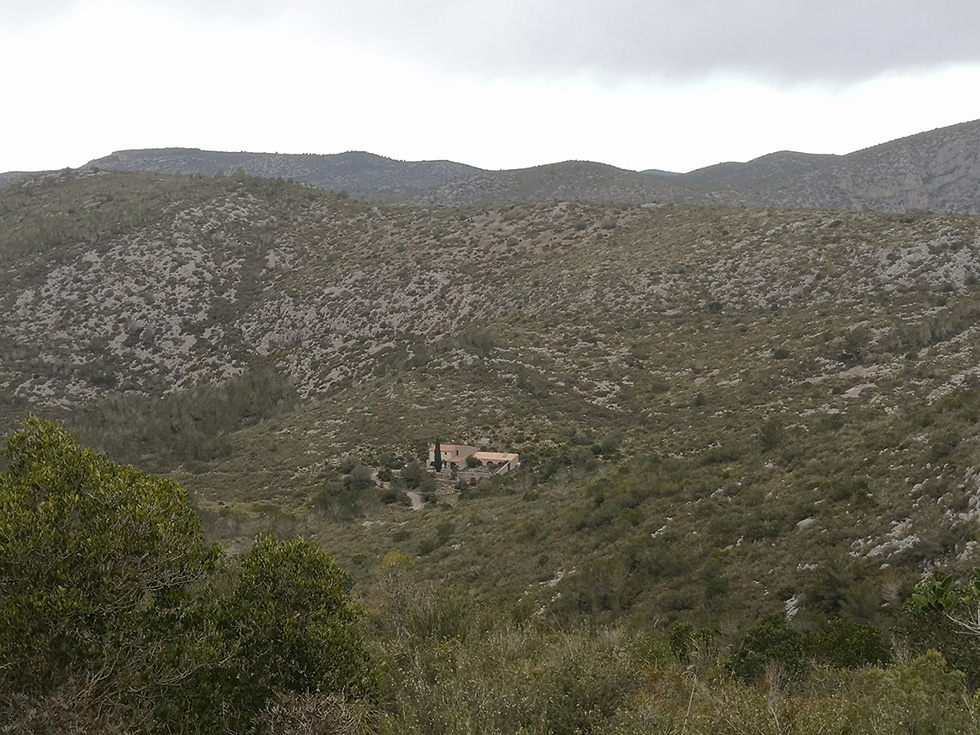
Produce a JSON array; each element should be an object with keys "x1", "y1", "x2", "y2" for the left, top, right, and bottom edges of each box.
[{"x1": 3, "y1": 0, "x2": 980, "y2": 174}]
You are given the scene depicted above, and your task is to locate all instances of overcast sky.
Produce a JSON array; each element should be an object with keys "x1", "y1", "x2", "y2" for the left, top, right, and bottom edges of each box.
[{"x1": 3, "y1": 0, "x2": 980, "y2": 173}]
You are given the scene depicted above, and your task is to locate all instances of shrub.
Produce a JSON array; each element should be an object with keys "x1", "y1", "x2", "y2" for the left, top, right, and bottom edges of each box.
[
  {"x1": 402, "y1": 460, "x2": 425, "y2": 488},
  {"x1": 315, "y1": 480, "x2": 365, "y2": 520},
  {"x1": 729, "y1": 614, "x2": 810, "y2": 683},
  {"x1": 809, "y1": 618, "x2": 892, "y2": 669},
  {"x1": 849, "y1": 651, "x2": 977, "y2": 734},
  {"x1": 346, "y1": 464, "x2": 376, "y2": 492}
]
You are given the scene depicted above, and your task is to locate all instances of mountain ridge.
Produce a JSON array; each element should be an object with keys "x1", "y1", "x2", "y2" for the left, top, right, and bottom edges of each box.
[
  {"x1": 84, "y1": 147, "x2": 482, "y2": 201},
  {"x1": 3, "y1": 118, "x2": 979, "y2": 213}
]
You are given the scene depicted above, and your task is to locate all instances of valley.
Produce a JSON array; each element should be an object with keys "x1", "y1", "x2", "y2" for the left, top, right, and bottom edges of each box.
[{"x1": 2, "y1": 121, "x2": 980, "y2": 733}]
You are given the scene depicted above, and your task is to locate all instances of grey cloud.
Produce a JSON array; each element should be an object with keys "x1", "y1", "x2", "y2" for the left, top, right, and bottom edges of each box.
[
  {"x1": 315, "y1": 0, "x2": 980, "y2": 84},
  {"x1": 7, "y1": 0, "x2": 979, "y2": 85}
]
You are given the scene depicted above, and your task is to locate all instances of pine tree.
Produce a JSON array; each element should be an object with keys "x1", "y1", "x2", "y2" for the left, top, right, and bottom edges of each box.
[{"x1": 434, "y1": 438, "x2": 443, "y2": 472}]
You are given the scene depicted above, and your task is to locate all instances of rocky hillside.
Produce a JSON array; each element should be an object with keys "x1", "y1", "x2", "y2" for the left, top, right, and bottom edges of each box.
[
  {"x1": 6, "y1": 168, "x2": 978, "y2": 410},
  {"x1": 2, "y1": 167, "x2": 980, "y2": 622},
  {"x1": 0, "y1": 171, "x2": 33, "y2": 189},
  {"x1": 679, "y1": 150, "x2": 838, "y2": 189},
  {"x1": 723, "y1": 119, "x2": 980, "y2": 213},
  {"x1": 409, "y1": 160, "x2": 700, "y2": 206}
]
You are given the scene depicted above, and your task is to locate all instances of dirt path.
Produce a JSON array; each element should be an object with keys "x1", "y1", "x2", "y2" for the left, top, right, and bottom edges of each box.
[{"x1": 406, "y1": 491, "x2": 424, "y2": 510}]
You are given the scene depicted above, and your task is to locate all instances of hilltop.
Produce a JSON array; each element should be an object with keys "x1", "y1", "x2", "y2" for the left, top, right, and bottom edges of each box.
[
  {"x1": 36, "y1": 118, "x2": 973, "y2": 213},
  {"x1": 713, "y1": 119, "x2": 980, "y2": 213},
  {"x1": 85, "y1": 147, "x2": 481, "y2": 202}
]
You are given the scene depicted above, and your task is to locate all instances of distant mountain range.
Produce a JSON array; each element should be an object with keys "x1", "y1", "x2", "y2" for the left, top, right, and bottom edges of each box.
[
  {"x1": 3, "y1": 119, "x2": 979, "y2": 213},
  {"x1": 86, "y1": 148, "x2": 481, "y2": 202}
]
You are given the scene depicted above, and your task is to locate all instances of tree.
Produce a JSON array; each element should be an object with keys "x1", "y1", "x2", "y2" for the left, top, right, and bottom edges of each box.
[
  {"x1": 434, "y1": 438, "x2": 443, "y2": 473},
  {"x1": 172, "y1": 535, "x2": 377, "y2": 733},
  {"x1": 347, "y1": 464, "x2": 376, "y2": 492},
  {"x1": 759, "y1": 417, "x2": 785, "y2": 452},
  {"x1": 0, "y1": 416, "x2": 215, "y2": 704},
  {"x1": 809, "y1": 618, "x2": 891, "y2": 669},
  {"x1": 402, "y1": 459, "x2": 425, "y2": 488},
  {"x1": 849, "y1": 651, "x2": 975, "y2": 733},
  {"x1": 904, "y1": 571, "x2": 980, "y2": 685},
  {"x1": 0, "y1": 417, "x2": 375, "y2": 732}
]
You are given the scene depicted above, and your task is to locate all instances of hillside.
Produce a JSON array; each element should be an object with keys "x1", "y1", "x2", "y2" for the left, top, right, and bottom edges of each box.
[
  {"x1": 679, "y1": 150, "x2": 838, "y2": 190},
  {"x1": 86, "y1": 147, "x2": 481, "y2": 201},
  {"x1": 727, "y1": 119, "x2": 980, "y2": 213},
  {"x1": 408, "y1": 160, "x2": 701, "y2": 206},
  {"x1": 1, "y1": 168, "x2": 980, "y2": 627},
  {"x1": 0, "y1": 171, "x2": 34, "y2": 189}
]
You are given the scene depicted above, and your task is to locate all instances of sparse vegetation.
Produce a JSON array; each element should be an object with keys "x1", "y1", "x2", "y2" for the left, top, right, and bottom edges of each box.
[{"x1": 2, "y1": 159, "x2": 980, "y2": 731}]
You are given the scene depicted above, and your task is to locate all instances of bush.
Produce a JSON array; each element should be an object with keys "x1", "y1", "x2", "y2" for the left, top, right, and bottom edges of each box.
[
  {"x1": 346, "y1": 464, "x2": 376, "y2": 492},
  {"x1": 315, "y1": 480, "x2": 365, "y2": 520},
  {"x1": 759, "y1": 417, "x2": 785, "y2": 452},
  {"x1": 402, "y1": 460, "x2": 425, "y2": 488},
  {"x1": 849, "y1": 651, "x2": 977, "y2": 734},
  {"x1": 381, "y1": 626, "x2": 644, "y2": 734},
  {"x1": 729, "y1": 614, "x2": 810, "y2": 683},
  {"x1": 193, "y1": 534, "x2": 377, "y2": 730},
  {"x1": 809, "y1": 618, "x2": 891, "y2": 669}
]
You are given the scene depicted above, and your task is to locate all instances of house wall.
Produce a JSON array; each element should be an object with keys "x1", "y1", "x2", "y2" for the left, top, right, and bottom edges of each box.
[
  {"x1": 427, "y1": 444, "x2": 478, "y2": 469},
  {"x1": 473, "y1": 451, "x2": 520, "y2": 474}
]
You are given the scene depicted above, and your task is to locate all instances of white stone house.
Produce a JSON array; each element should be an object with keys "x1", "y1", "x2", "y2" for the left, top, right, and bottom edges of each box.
[{"x1": 427, "y1": 443, "x2": 478, "y2": 470}]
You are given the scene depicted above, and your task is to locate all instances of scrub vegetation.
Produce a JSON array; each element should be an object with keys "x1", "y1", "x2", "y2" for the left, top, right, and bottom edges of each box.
[
  {"x1": 2, "y1": 165, "x2": 980, "y2": 731},
  {"x1": 3, "y1": 419, "x2": 980, "y2": 733}
]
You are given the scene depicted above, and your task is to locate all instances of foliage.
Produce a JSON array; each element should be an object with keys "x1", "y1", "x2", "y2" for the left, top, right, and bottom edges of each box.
[
  {"x1": 847, "y1": 651, "x2": 978, "y2": 734},
  {"x1": 8, "y1": 418, "x2": 980, "y2": 734},
  {"x1": 808, "y1": 618, "x2": 892, "y2": 669},
  {"x1": 368, "y1": 589, "x2": 980, "y2": 735},
  {"x1": 402, "y1": 459, "x2": 426, "y2": 489},
  {"x1": 904, "y1": 570, "x2": 980, "y2": 686},
  {"x1": 347, "y1": 464, "x2": 376, "y2": 492},
  {"x1": 0, "y1": 416, "x2": 214, "y2": 701},
  {"x1": 729, "y1": 614, "x2": 810, "y2": 684},
  {"x1": 171, "y1": 534, "x2": 377, "y2": 733},
  {"x1": 908, "y1": 571, "x2": 980, "y2": 614},
  {"x1": 0, "y1": 418, "x2": 375, "y2": 732},
  {"x1": 315, "y1": 465, "x2": 378, "y2": 520},
  {"x1": 73, "y1": 364, "x2": 295, "y2": 471},
  {"x1": 378, "y1": 625, "x2": 648, "y2": 735}
]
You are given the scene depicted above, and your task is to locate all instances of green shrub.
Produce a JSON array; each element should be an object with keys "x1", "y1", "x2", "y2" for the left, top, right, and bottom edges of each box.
[
  {"x1": 849, "y1": 651, "x2": 977, "y2": 734},
  {"x1": 729, "y1": 614, "x2": 810, "y2": 683},
  {"x1": 402, "y1": 460, "x2": 425, "y2": 488},
  {"x1": 809, "y1": 618, "x2": 892, "y2": 669}
]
